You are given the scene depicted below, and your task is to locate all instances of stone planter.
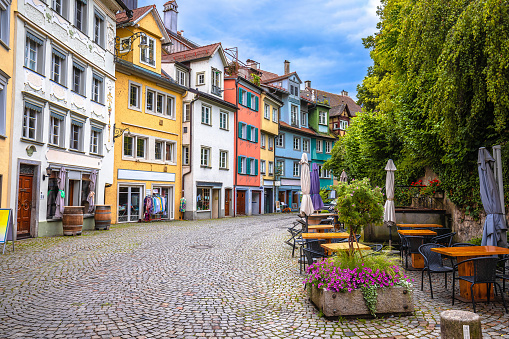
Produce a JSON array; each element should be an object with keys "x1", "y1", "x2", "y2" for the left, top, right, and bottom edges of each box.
[{"x1": 308, "y1": 284, "x2": 414, "y2": 318}]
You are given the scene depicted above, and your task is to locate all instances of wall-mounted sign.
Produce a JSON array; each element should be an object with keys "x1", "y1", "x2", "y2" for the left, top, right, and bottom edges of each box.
[{"x1": 275, "y1": 181, "x2": 281, "y2": 187}]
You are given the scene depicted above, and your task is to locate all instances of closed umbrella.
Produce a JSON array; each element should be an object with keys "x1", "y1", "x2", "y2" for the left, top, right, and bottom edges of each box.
[
  {"x1": 54, "y1": 167, "x2": 67, "y2": 218},
  {"x1": 310, "y1": 163, "x2": 324, "y2": 211},
  {"x1": 87, "y1": 170, "x2": 97, "y2": 213},
  {"x1": 340, "y1": 170, "x2": 348, "y2": 183},
  {"x1": 478, "y1": 148, "x2": 507, "y2": 247},
  {"x1": 383, "y1": 159, "x2": 397, "y2": 224},
  {"x1": 299, "y1": 153, "x2": 314, "y2": 216}
]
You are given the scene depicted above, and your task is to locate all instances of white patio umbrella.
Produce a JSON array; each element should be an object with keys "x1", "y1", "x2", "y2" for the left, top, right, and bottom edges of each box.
[
  {"x1": 384, "y1": 160, "x2": 397, "y2": 247},
  {"x1": 299, "y1": 153, "x2": 314, "y2": 216}
]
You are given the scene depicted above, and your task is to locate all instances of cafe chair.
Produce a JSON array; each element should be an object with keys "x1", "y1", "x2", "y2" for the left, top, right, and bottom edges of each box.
[
  {"x1": 419, "y1": 243, "x2": 453, "y2": 298},
  {"x1": 300, "y1": 239, "x2": 327, "y2": 274},
  {"x1": 434, "y1": 227, "x2": 452, "y2": 236},
  {"x1": 452, "y1": 242, "x2": 477, "y2": 247},
  {"x1": 367, "y1": 244, "x2": 383, "y2": 256},
  {"x1": 452, "y1": 257, "x2": 508, "y2": 313},
  {"x1": 431, "y1": 232, "x2": 456, "y2": 247},
  {"x1": 497, "y1": 255, "x2": 509, "y2": 292},
  {"x1": 405, "y1": 236, "x2": 429, "y2": 270},
  {"x1": 398, "y1": 233, "x2": 409, "y2": 262},
  {"x1": 332, "y1": 234, "x2": 360, "y2": 244}
]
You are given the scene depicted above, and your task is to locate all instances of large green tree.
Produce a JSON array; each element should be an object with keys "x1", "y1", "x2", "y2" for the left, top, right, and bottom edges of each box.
[{"x1": 327, "y1": 0, "x2": 509, "y2": 216}]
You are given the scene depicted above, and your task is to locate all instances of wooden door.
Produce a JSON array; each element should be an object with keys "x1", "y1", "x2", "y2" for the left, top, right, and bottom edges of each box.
[
  {"x1": 237, "y1": 191, "x2": 245, "y2": 215},
  {"x1": 225, "y1": 189, "x2": 230, "y2": 216},
  {"x1": 17, "y1": 175, "x2": 33, "y2": 237}
]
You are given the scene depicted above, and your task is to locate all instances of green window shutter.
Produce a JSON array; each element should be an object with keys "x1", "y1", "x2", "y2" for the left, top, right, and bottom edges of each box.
[
  {"x1": 247, "y1": 92, "x2": 251, "y2": 108},
  {"x1": 255, "y1": 96, "x2": 259, "y2": 111},
  {"x1": 246, "y1": 125, "x2": 252, "y2": 141},
  {"x1": 238, "y1": 122, "x2": 243, "y2": 139},
  {"x1": 238, "y1": 156, "x2": 242, "y2": 174},
  {"x1": 255, "y1": 159, "x2": 258, "y2": 175},
  {"x1": 239, "y1": 88, "x2": 243, "y2": 105},
  {"x1": 255, "y1": 128, "x2": 259, "y2": 143},
  {"x1": 246, "y1": 158, "x2": 251, "y2": 175}
]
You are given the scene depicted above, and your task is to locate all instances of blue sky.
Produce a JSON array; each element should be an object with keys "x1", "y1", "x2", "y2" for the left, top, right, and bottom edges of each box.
[{"x1": 139, "y1": 0, "x2": 379, "y2": 100}]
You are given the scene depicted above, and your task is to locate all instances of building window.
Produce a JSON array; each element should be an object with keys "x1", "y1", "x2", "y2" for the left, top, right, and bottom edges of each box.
[
  {"x1": 291, "y1": 105, "x2": 298, "y2": 126},
  {"x1": 301, "y1": 112, "x2": 307, "y2": 126},
  {"x1": 136, "y1": 137, "x2": 146, "y2": 158},
  {"x1": 166, "y1": 96, "x2": 175, "y2": 118},
  {"x1": 319, "y1": 111, "x2": 327, "y2": 125},
  {"x1": 268, "y1": 136, "x2": 274, "y2": 150},
  {"x1": 93, "y1": 9, "x2": 105, "y2": 48},
  {"x1": 146, "y1": 90, "x2": 155, "y2": 112},
  {"x1": 176, "y1": 68, "x2": 187, "y2": 86},
  {"x1": 249, "y1": 158, "x2": 257, "y2": 175},
  {"x1": 200, "y1": 147, "x2": 210, "y2": 167},
  {"x1": 196, "y1": 187, "x2": 210, "y2": 211},
  {"x1": 73, "y1": 62, "x2": 86, "y2": 96},
  {"x1": 316, "y1": 140, "x2": 322, "y2": 153},
  {"x1": 219, "y1": 150, "x2": 228, "y2": 169},
  {"x1": 196, "y1": 72, "x2": 205, "y2": 86},
  {"x1": 272, "y1": 107, "x2": 278, "y2": 122},
  {"x1": 48, "y1": 170, "x2": 96, "y2": 219},
  {"x1": 22, "y1": 101, "x2": 42, "y2": 141},
  {"x1": 264, "y1": 104, "x2": 270, "y2": 119},
  {"x1": 333, "y1": 122, "x2": 339, "y2": 130},
  {"x1": 123, "y1": 135, "x2": 146, "y2": 159},
  {"x1": 155, "y1": 140, "x2": 163, "y2": 160},
  {"x1": 51, "y1": 48, "x2": 66, "y2": 86},
  {"x1": 140, "y1": 36, "x2": 155, "y2": 67},
  {"x1": 0, "y1": 75, "x2": 8, "y2": 136},
  {"x1": 293, "y1": 136, "x2": 300, "y2": 151},
  {"x1": 156, "y1": 93, "x2": 164, "y2": 114},
  {"x1": 219, "y1": 111, "x2": 228, "y2": 130},
  {"x1": 75, "y1": 0, "x2": 87, "y2": 32},
  {"x1": 201, "y1": 105, "x2": 211, "y2": 125},
  {"x1": 183, "y1": 103, "x2": 190, "y2": 122},
  {"x1": 293, "y1": 162, "x2": 300, "y2": 177},
  {"x1": 118, "y1": 186, "x2": 142, "y2": 222},
  {"x1": 129, "y1": 82, "x2": 141, "y2": 109},
  {"x1": 303, "y1": 139, "x2": 310, "y2": 153},
  {"x1": 182, "y1": 145, "x2": 189, "y2": 165},
  {"x1": 90, "y1": 126, "x2": 102, "y2": 155},
  {"x1": 24, "y1": 32, "x2": 44, "y2": 74},
  {"x1": 211, "y1": 68, "x2": 221, "y2": 96},
  {"x1": 340, "y1": 120, "x2": 349, "y2": 130},
  {"x1": 49, "y1": 111, "x2": 65, "y2": 147},
  {"x1": 260, "y1": 132, "x2": 266, "y2": 149},
  {"x1": 249, "y1": 126, "x2": 257, "y2": 143},
  {"x1": 260, "y1": 160, "x2": 266, "y2": 174},
  {"x1": 70, "y1": 120, "x2": 83, "y2": 151},
  {"x1": 275, "y1": 133, "x2": 284, "y2": 147},
  {"x1": 277, "y1": 160, "x2": 284, "y2": 176},
  {"x1": 325, "y1": 141, "x2": 332, "y2": 154},
  {"x1": 268, "y1": 161, "x2": 274, "y2": 175},
  {"x1": 319, "y1": 165, "x2": 331, "y2": 179},
  {"x1": 52, "y1": 0, "x2": 68, "y2": 19},
  {"x1": 239, "y1": 156, "x2": 246, "y2": 174},
  {"x1": 165, "y1": 142, "x2": 175, "y2": 163},
  {"x1": 92, "y1": 73, "x2": 104, "y2": 103},
  {"x1": 0, "y1": 0, "x2": 10, "y2": 46}
]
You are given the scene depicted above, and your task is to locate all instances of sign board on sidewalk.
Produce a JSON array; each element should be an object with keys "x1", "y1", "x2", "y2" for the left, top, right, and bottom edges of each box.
[{"x1": 0, "y1": 209, "x2": 14, "y2": 254}]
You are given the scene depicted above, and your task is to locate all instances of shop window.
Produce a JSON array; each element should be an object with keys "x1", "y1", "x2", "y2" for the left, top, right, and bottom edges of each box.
[
  {"x1": 118, "y1": 186, "x2": 141, "y2": 222},
  {"x1": 196, "y1": 187, "x2": 210, "y2": 211}
]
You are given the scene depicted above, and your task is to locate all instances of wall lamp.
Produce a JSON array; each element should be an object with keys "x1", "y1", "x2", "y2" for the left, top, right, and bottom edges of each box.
[
  {"x1": 113, "y1": 123, "x2": 130, "y2": 143},
  {"x1": 42, "y1": 166, "x2": 52, "y2": 181},
  {"x1": 114, "y1": 32, "x2": 149, "y2": 57}
]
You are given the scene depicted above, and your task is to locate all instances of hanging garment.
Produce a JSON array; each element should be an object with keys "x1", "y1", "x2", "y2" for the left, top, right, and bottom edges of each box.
[{"x1": 180, "y1": 197, "x2": 186, "y2": 212}]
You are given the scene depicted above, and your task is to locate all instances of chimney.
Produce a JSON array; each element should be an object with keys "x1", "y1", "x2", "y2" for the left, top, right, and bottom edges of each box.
[
  {"x1": 122, "y1": 0, "x2": 137, "y2": 10},
  {"x1": 284, "y1": 60, "x2": 290, "y2": 75},
  {"x1": 246, "y1": 59, "x2": 259, "y2": 70},
  {"x1": 341, "y1": 90, "x2": 348, "y2": 96},
  {"x1": 304, "y1": 80, "x2": 311, "y2": 88},
  {"x1": 163, "y1": 0, "x2": 178, "y2": 34}
]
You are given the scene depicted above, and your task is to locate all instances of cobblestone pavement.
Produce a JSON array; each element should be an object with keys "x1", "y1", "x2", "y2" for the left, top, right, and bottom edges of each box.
[{"x1": 0, "y1": 214, "x2": 508, "y2": 338}]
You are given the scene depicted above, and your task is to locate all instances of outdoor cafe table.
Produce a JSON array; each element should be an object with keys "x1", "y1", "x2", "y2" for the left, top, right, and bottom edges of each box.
[
  {"x1": 307, "y1": 213, "x2": 337, "y2": 225},
  {"x1": 397, "y1": 229, "x2": 437, "y2": 269},
  {"x1": 321, "y1": 242, "x2": 371, "y2": 254},
  {"x1": 302, "y1": 232, "x2": 349, "y2": 243},
  {"x1": 431, "y1": 246, "x2": 509, "y2": 302},
  {"x1": 307, "y1": 225, "x2": 334, "y2": 233},
  {"x1": 397, "y1": 224, "x2": 443, "y2": 229}
]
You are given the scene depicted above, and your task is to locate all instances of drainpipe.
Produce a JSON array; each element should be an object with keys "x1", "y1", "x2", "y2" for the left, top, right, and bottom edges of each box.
[
  {"x1": 182, "y1": 91, "x2": 200, "y2": 220},
  {"x1": 234, "y1": 77, "x2": 239, "y2": 217}
]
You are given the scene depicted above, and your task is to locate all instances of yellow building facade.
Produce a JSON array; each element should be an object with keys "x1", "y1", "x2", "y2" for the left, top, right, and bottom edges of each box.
[
  {"x1": 105, "y1": 6, "x2": 186, "y2": 224},
  {"x1": 259, "y1": 91, "x2": 282, "y2": 213},
  {"x1": 0, "y1": 0, "x2": 16, "y2": 209}
]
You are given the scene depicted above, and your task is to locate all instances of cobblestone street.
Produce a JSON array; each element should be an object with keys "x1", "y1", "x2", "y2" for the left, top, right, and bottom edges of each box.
[{"x1": 1, "y1": 214, "x2": 508, "y2": 338}]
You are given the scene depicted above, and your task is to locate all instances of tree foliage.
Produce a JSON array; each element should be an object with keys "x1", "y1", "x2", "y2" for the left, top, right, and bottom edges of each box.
[{"x1": 327, "y1": 0, "x2": 509, "y2": 216}]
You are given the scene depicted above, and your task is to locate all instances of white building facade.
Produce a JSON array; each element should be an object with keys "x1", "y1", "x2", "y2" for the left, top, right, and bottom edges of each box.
[
  {"x1": 10, "y1": 0, "x2": 126, "y2": 237},
  {"x1": 161, "y1": 44, "x2": 236, "y2": 220}
]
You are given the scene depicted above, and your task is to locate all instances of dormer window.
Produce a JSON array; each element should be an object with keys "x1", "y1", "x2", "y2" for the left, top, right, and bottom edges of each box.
[
  {"x1": 176, "y1": 67, "x2": 188, "y2": 86},
  {"x1": 211, "y1": 68, "x2": 222, "y2": 96},
  {"x1": 140, "y1": 36, "x2": 155, "y2": 67}
]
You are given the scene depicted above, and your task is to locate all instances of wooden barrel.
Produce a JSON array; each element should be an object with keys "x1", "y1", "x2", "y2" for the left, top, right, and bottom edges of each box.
[
  {"x1": 94, "y1": 205, "x2": 111, "y2": 230},
  {"x1": 62, "y1": 206, "x2": 83, "y2": 236}
]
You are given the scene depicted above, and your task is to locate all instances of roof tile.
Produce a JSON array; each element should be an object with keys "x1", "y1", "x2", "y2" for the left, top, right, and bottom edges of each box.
[
  {"x1": 162, "y1": 43, "x2": 221, "y2": 63},
  {"x1": 116, "y1": 5, "x2": 153, "y2": 24}
]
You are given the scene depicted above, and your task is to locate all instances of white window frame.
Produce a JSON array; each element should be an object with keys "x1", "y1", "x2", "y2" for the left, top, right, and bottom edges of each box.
[
  {"x1": 183, "y1": 103, "x2": 190, "y2": 122},
  {"x1": 0, "y1": 0, "x2": 11, "y2": 46},
  {"x1": 89, "y1": 124, "x2": 103, "y2": 155},
  {"x1": 51, "y1": 48, "x2": 67, "y2": 86},
  {"x1": 303, "y1": 139, "x2": 310, "y2": 153},
  {"x1": 291, "y1": 105, "x2": 298, "y2": 126},
  {"x1": 260, "y1": 160, "x2": 266, "y2": 174},
  {"x1": 340, "y1": 120, "x2": 349, "y2": 130},
  {"x1": 240, "y1": 156, "x2": 246, "y2": 174},
  {"x1": 74, "y1": 0, "x2": 87, "y2": 33},
  {"x1": 268, "y1": 161, "x2": 274, "y2": 175},
  {"x1": 0, "y1": 74, "x2": 8, "y2": 136},
  {"x1": 201, "y1": 104, "x2": 211, "y2": 125},
  {"x1": 264, "y1": 104, "x2": 270, "y2": 120},
  {"x1": 122, "y1": 134, "x2": 147, "y2": 160},
  {"x1": 268, "y1": 136, "x2": 274, "y2": 150},
  {"x1": 72, "y1": 62, "x2": 86, "y2": 96},
  {"x1": 277, "y1": 160, "x2": 284, "y2": 176},
  {"x1": 260, "y1": 132, "x2": 266, "y2": 149},
  {"x1": 128, "y1": 81, "x2": 142, "y2": 111},
  {"x1": 52, "y1": 0, "x2": 68, "y2": 19},
  {"x1": 219, "y1": 150, "x2": 228, "y2": 169},
  {"x1": 211, "y1": 68, "x2": 222, "y2": 96},
  {"x1": 293, "y1": 136, "x2": 300, "y2": 151},
  {"x1": 201, "y1": 146, "x2": 211, "y2": 167},
  {"x1": 275, "y1": 133, "x2": 284, "y2": 147},
  {"x1": 146, "y1": 89, "x2": 155, "y2": 112},
  {"x1": 325, "y1": 141, "x2": 332, "y2": 154},
  {"x1": 176, "y1": 67, "x2": 188, "y2": 86},
  {"x1": 22, "y1": 99, "x2": 44, "y2": 142},
  {"x1": 49, "y1": 108, "x2": 66, "y2": 147},
  {"x1": 92, "y1": 73, "x2": 104, "y2": 104},
  {"x1": 293, "y1": 162, "x2": 300, "y2": 177},
  {"x1": 93, "y1": 9, "x2": 105, "y2": 48},
  {"x1": 182, "y1": 145, "x2": 189, "y2": 165},
  {"x1": 164, "y1": 141, "x2": 176, "y2": 163},
  {"x1": 140, "y1": 35, "x2": 155, "y2": 67},
  {"x1": 219, "y1": 111, "x2": 228, "y2": 130},
  {"x1": 272, "y1": 107, "x2": 278, "y2": 122},
  {"x1": 69, "y1": 118, "x2": 85, "y2": 151},
  {"x1": 301, "y1": 111, "x2": 307, "y2": 126},
  {"x1": 319, "y1": 111, "x2": 327, "y2": 125},
  {"x1": 316, "y1": 140, "x2": 323, "y2": 153},
  {"x1": 24, "y1": 31, "x2": 45, "y2": 74},
  {"x1": 196, "y1": 72, "x2": 205, "y2": 86}
]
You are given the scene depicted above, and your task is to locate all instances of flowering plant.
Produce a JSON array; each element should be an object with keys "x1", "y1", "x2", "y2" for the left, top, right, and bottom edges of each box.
[{"x1": 419, "y1": 179, "x2": 442, "y2": 196}]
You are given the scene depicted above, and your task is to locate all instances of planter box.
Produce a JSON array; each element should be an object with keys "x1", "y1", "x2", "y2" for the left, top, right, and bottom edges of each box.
[{"x1": 308, "y1": 284, "x2": 414, "y2": 318}]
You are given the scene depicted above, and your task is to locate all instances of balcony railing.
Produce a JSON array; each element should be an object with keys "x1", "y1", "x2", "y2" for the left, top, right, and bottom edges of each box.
[{"x1": 211, "y1": 85, "x2": 222, "y2": 96}]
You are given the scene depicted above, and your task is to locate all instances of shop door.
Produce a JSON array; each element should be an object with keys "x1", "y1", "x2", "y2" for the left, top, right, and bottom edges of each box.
[
  {"x1": 237, "y1": 191, "x2": 245, "y2": 215},
  {"x1": 225, "y1": 189, "x2": 231, "y2": 216},
  {"x1": 17, "y1": 175, "x2": 33, "y2": 237},
  {"x1": 118, "y1": 186, "x2": 141, "y2": 222}
]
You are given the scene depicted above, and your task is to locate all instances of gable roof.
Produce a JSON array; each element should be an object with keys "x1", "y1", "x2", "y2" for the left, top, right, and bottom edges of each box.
[
  {"x1": 261, "y1": 71, "x2": 302, "y2": 85},
  {"x1": 161, "y1": 43, "x2": 225, "y2": 64},
  {"x1": 306, "y1": 87, "x2": 362, "y2": 117},
  {"x1": 116, "y1": 5, "x2": 170, "y2": 43},
  {"x1": 166, "y1": 29, "x2": 200, "y2": 49}
]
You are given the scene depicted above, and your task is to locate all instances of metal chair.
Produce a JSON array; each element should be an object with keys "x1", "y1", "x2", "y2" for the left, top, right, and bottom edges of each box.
[
  {"x1": 367, "y1": 244, "x2": 383, "y2": 256},
  {"x1": 434, "y1": 227, "x2": 452, "y2": 236},
  {"x1": 300, "y1": 239, "x2": 327, "y2": 274},
  {"x1": 405, "y1": 236, "x2": 429, "y2": 270},
  {"x1": 398, "y1": 233, "x2": 409, "y2": 262},
  {"x1": 431, "y1": 232, "x2": 456, "y2": 247},
  {"x1": 331, "y1": 233, "x2": 360, "y2": 244},
  {"x1": 497, "y1": 255, "x2": 509, "y2": 292},
  {"x1": 419, "y1": 243, "x2": 453, "y2": 298},
  {"x1": 452, "y1": 257, "x2": 508, "y2": 313},
  {"x1": 452, "y1": 243, "x2": 478, "y2": 247}
]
